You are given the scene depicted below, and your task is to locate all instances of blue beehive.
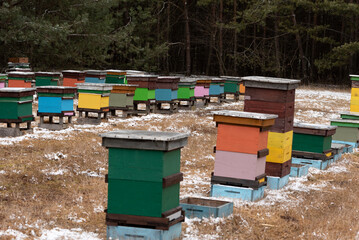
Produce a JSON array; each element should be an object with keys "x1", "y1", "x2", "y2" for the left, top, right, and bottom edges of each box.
[{"x1": 85, "y1": 70, "x2": 106, "y2": 84}]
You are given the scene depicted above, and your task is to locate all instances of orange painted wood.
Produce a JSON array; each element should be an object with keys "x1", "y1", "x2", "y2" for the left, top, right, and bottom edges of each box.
[
  {"x1": 216, "y1": 124, "x2": 268, "y2": 154},
  {"x1": 63, "y1": 78, "x2": 85, "y2": 87},
  {"x1": 8, "y1": 80, "x2": 31, "y2": 88},
  {"x1": 214, "y1": 115, "x2": 275, "y2": 127}
]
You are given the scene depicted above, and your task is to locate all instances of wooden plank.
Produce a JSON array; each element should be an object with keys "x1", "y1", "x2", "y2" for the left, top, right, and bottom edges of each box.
[
  {"x1": 162, "y1": 172, "x2": 183, "y2": 188},
  {"x1": 211, "y1": 173, "x2": 266, "y2": 189},
  {"x1": 244, "y1": 100, "x2": 295, "y2": 118},
  {"x1": 267, "y1": 131, "x2": 293, "y2": 148},
  {"x1": 292, "y1": 150, "x2": 334, "y2": 160},
  {"x1": 214, "y1": 115, "x2": 276, "y2": 127},
  {"x1": 265, "y1": 159, "x2": 292, "y2": 177},
  {"x1": 244, "y1": 88, "x2": 295, "y2": 103}
]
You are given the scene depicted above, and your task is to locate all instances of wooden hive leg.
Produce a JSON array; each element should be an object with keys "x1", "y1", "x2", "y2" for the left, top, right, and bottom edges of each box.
[
  {"x1": 68, "y1": 116, "x2": 72, "y2": 124},
  {"x1": 40, "y1": 116, "x2": 44, "y2": 125},
  {"x1": 26, "y1": 121, "x2": 31, "y2": 130},
  {"x1": 15, "y1": 123, "x2": 20, "y2": 130},
  {"x1": 85, "y1": 111, "x2": 89, "y2": 118},
  {"x1": 7, "y1": 123, "x2": 11, "y2": 128},
  {"x1": 111, "y1": 109, "x2": 116, "y2": 117},
  {"x1": 59, "y1": 116, "x2": 64, "y2": 125}
]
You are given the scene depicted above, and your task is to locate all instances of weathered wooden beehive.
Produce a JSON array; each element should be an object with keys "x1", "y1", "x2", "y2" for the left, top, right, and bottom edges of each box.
[
  {"x1": 85, "y1": 70, "x2": 106, "y2": 84},
  {"x1": 76, "y1": 83, "x2": 112, "y2": 124},
  {"x1": 109, "y1": 84, "x2": 137, "y2": 117},
  {"x1": 0, "y1": 88, "x2": 35, "y2": 136},
  {"x1": 8, "y1": 71, "x2": 34, "y2": 88},
  {"x1": 37, "y1": 86, "x2": 77, "y2": 130},
  {"x1": 35, "y1": 72, "x2": 60, "y2": 87},
  {"x1": 350, "y1": 75, "x2": 359, "y2": 112},
  {"x1": 177, "y1": 78, "x2": 196, "y2": 109},
  {"x1": 106, "y1": 70, "x2": 127, "y2": 84},
  {"x1": 126, "y1": 75, "x2": 158, "y2": 115},
  {"x1": 101, "y1": 130, "x2": 188, "y2": 240},
  {"x1": 331, "y1": 118, "x2": 359, "y2": 147},
  {"x1": 0, "y1": 74, "x2": 7, "y2": 88},
  {"x1": 62, "y1": 70, "x2": 85, "y2": 87},
  {"x1": 242, "y1": 76, "x2": 300, "y2": 189},
  {"x1": 211, "y1": 110, "x2": 277, "y2": 201}
]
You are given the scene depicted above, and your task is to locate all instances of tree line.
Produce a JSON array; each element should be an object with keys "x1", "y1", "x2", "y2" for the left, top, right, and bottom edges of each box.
[{"x1": 1, "y1": 0, "x2": 359, "y2": 84}]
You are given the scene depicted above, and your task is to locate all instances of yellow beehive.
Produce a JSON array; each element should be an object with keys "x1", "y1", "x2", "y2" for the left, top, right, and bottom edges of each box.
[
  {"x1": 78, "y1": 93, "x2": 109, "y2": 110},
  {"x1": 266, "y1": 145, "x2": 292, "y2": 163},
  {"x1": 266, "y1": 131, "x2": 293, "y2": 163}
]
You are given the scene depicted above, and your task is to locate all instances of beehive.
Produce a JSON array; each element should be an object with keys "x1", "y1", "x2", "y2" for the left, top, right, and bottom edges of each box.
[
  {"x1": 35, "y1": 72, "x2": 60, "y2": 86},
  {"x1": 62, "y1": 70, "x2": 85, "y2": 87},
  {"x1": 101, "y1": 130, "x2": 189, "y2": 218},
  {"x1": 7, "y1": 71, "x2": 34, "y2": 88},
  {"x1": 0, "y1": 74, "x2": 7, "y2": 88},
  {"x1": 106, "y1": 70, "x2": 127, "y2": 84},
  {"x1": 178, "y1": 78, "x2": 196, "y2": 100},
  {"x1": 242, "y1": 76, "x2": 300, "y2": 178},
  {"x1": 293, "y1": 123, "x2": 336, "y2": 154},
  {"x1": 209, "y1": 78, "x2": 225, "y2": 96},
  {"x1": 85, "y1": 70, "x2": 106, "y2": 84},
  {"x1": 155, "y1": 77, "x2": 180, "y2": 101},
  {"x1": 213, "y1": 110, "x2": 277, "y2": 182},
  {"x1": 221, "y1": 76, "x2": 241, "y2": 94},
  {"x1": 127, "y1": 75, "x2": 157, "y2": 101},
  {"x1": 109, "y1": 84, "x2": 137, "y2": 109},
  {"x1": 350, "y1": 75, "x2": 359, "y2": 112},
  {"x1": 37, "y1": 86, "x2": 77, "y2": 115},
  {"x1": 331, "y1": 119, "x2": 359, "y2": 143},
  {"x1": 194, "y1": 79, "x2": 211, "y2": 98},
  {"x1": 77, "y1": 83, "x2": 112, "y2": 111},
  {"x1": 0, "y1": 88, "x2": 35, "y2": 122}
]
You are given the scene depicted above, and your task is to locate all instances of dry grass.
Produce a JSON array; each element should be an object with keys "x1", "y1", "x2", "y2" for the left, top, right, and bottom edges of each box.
[{"x1": 1, "y1": 87, "x2": 358, "y2": 239}]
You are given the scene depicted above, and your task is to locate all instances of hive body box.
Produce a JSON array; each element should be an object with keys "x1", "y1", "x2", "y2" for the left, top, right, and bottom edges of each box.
[
  {"x1": 7, "y1": 72, "x2": 34, "y2": 88},
  {"x1": 0, "y1": 74, "x2": 7, "y2": 88},
  {"x1": 178, "y1": 79, "x2": 196, "y2": 100},
  {"x1": 37, "y1": 86, "x2": 76, "y2": 115},
  {"x1": 0, "y1": 88, "x2": 35, "y2": 128},
  {"x1": 127, "y1": 75, "x2": 157, "y2": 101},
  {"x1": 62, "y1": 70, "x2": 85, "y2": 87},
  {"x1": 106, "y1": 70, "x2": 127, "y2": 84},
  {"x1": 350, "y1": 75, "x2": 359, "y2": 112},
  {"x1": 209, "y1": 78, "x2": 225, "y2": 96},
  {"x1": 242, "y1": 76, "x2": 300, "y2": 181},
  {"x1": 331, "y1": 118, "x2": 359, "y2": 145},
  {"x1": 109, "y1": 84, "x2": 137, "y2": 109},
  {"x1": 77, "y1": 83, "x2": 112, "y2": 111},
  {"x1": 85, "y1": 70, "x2": 106, "y2": 84},
  {"x1": 101, "y1": 130, "x2": 188, "y2": 238},
  {"x1": 194, "y1": 79, "x2": 211, "y2": 98},
  {"x1": 35, "y1": 72, "x2": 60, "y2": 86},
  {"x1": 155, "y1": 77, "x2": 179, "y2": 101},
  {"x1": 211, "y1": 110, "x2": 277, "y2": 200}
]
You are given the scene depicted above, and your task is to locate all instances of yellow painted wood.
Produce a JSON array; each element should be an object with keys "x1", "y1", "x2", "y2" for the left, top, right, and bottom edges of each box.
[
  {"x1": 258, "y1": 177, "x2": 265, "y2": 183},
  {"x1": 78, "y1": 93, "x2": 109, "y2": 110},
  {"x1": 350, "y1": 104, "x2": 359, "y2": 112},
  {"x1": 266, "y1": 145, "x2": 292, "y2": 163},
  {"x1": 267, "y1": 131, "x2": 293, "y2": 148},
  {"x1": 350, "y1": 97, "x2": 359, "y2": 106},
  {"x1": 325, "y1": 152, "x2": 332, "y2": 157},
  {"x1": 351, "y1": 88, "x2": 359, "y2": 98}
]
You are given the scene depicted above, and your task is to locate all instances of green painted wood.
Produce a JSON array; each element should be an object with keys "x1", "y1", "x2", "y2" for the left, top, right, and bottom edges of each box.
[
  {"x1": 340, "y1": 114, "x2": 359, "y2": 120},
  {"x1": 351, "y1": 76, "x2": 359, "y2": 81},
  {"x1": 332, "y1": 126, "x2": 359, "y2": 142},
  {"x1": 134, "y1": 88, "x2": 149, "y2": 101},
  {"x1": 36, "y1": 77, "x2": 58, "y2": 86},
  {"x1": 0, "y1": 101, "x2": 32, "y2": 121},
  {"x1": 148, "y1": 89, "x2": 155, "y2": 100},
  {"x1": 109, "y1": 93, "x2": 133, "y2": 108},
  {"x1": 0, "y1": 96, "x2": 33, "y2": 102},
  {"x1": 107, "y1": 179, "x2": 180, "y2": 217},
  {"x1": 106, "y1": 75, "x2": 126, "y2": 84},
  {"x1": 37, "y1": 92, "x2": 75, "y2": 98},
  {"x1": 108, "y1": 148, "x2": 180, "y2": 181},
  {"x1": 178, "y1": 87, "x2": 193, "y2": 99},
  {"x1": 224, "y1": 81, "x2": 239, "y2": 93},
  {"x1": 293, "y1": 133, "x2": 332, "y2": 153},
  {"x1": 331, "y1": 120, "x2": 359, "y2": 128},
  {"x1": 77, "y1": 89, "x2": 110, "y2": 94},
  {"x1": 8, "y1": 77, "x2": 33, "y2": 81}
]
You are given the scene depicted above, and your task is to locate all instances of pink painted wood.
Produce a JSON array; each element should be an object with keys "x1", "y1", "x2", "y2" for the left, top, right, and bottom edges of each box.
[
  {"x1": 194, "y1": 86, "x2": 206, "y2": 97},
  {"x1": 203, "y1": 87, "x2": 209, "y2": 96},
  {"x1": 214, "y1": 150, "x2": 266, "y2": 180},
  {"x1": 0, "y1": 82, "x2": 5, "y2": 88}
]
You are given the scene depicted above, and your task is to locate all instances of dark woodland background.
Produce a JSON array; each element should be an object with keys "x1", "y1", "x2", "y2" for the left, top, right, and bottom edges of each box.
[{"x1": 1, "y1": 0, "x2": 359, "y2": 84}]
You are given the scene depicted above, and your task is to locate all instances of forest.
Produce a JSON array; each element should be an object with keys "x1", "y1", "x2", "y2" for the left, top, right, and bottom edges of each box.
[{"x1": 0, "y1": 0, "x2": 359, "y2": 84}]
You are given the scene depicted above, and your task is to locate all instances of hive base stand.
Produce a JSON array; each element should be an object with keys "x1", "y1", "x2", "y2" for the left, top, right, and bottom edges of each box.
[
  {"x1": 292, "y1": 157, "x2": 330, "y2": 170},
  {"x1": 107, "y1": 222, "x2": 182, "y2": 240},
  {"x1": 290, "y1": 164, "x2": 309, "y2": 178},
  {"x1": 266, "y1": 175, "x2": 290, "y2": 190},
  {"x1": 210, "y1": 184, "x2": 266, "y2": 201}
]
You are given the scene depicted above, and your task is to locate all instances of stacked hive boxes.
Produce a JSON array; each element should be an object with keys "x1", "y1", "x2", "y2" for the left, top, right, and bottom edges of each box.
[
  {"x1": 211, "y1": 110, "x2": 277, "y2": 201},
  {"x1": 101, "y1": 130, "x2": 188, "y2": 240},
  {"x1": 8, "y1": 57, "x2": 31, "y2": 72},
  {"x1": 85, "y1": 70, "x2": 106, "y2": 84},
  {"x1": 62, "y1": 70, "x2": 85, "y2": 87},
  {"x1": 8, "y1": 72, "x2": 34, "y2": 88},
  {"x1": 178, "y1": 78, "x2": 196, "y2": 101},
  {"x1": 242, "y1": 76, "x2": 300, "y2": 184},
  {"x1": 155, "y1": 77, "x2": 180, "y2": 102},
  {"x1": 0, "y1": 74, "x2": 7, "y2": 88},
  {"x1": 106, "y1": 70, "x2": 127, "y2": 84},
  {"x1": 0, "y1": 88, "x2": 35, "y2": 134},
  {"x1": 35, "y1": 72, "x2": 60, "y2": 86},
  {"x1": 209, "y1": 78, "x2": 224, "y2": 98},
  {"x1": 127, "y1": 75, "x2": 157, "y2": 102},
  {"x1": 77, "y1": 83, "x2": 112, "y2": 112},
  {"x1": 37, "y1": 86, "x2": 76, "y2": 115},
  {"x1": 350, "y1": 75, "x2": 359, "y2": 112},
  {"x1": 109, "y1": 84, "x2": 137, "y2": 116}
]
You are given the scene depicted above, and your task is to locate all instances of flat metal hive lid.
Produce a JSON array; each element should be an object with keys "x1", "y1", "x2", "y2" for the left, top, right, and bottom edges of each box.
[
  {"x1": 0, "y1": 87, "x2": 36, "y2": 92},
  {"x1": 294, "y1": 122, "x2": 337, "y2": 130},
  {"x1": 101, "y1": 130, "x2": 190, "y2": 141},
  {"x1": 213, "y1": 110, "x2": 278, "y2": 120},
  {"x1": 242, "y1": 76, "x2": 300, "y2": 84}
]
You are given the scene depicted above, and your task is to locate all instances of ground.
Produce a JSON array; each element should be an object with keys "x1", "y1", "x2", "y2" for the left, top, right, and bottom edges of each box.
[{"x1": 1, "y1": 86, "x2": 358, "y2": 240}]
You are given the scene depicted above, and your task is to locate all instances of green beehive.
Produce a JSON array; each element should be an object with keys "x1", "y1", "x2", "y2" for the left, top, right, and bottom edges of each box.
[
  {"x1": 331, "y1": 119, "x2": 359, "y2": 143},
  {"x1": 221, "y1": 76, "x2": 241, "y2": 94},
  {"x1": 127, "y1": 75, "x2": 157, "y2": 101},
  {"x1": 293, "y1": 123, "x2": 336, "y2": 154},
  {"x1": 35, "y1": 72, "x2": 60, "y2": 86},
  {"x1": 101, "y1": 130, "x2": 189, "y2": 218},
  {"x1": 178, "y1": 78, "x2": 196, "y2": 100},
  {"x1": 0, "y1": 88, "x2": 35, "y2": 122}
]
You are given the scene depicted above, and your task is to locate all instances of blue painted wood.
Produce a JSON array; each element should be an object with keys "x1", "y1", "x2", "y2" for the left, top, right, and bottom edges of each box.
[
  {"x1": 332, "y1": 140, "x2": 357, "y2": 152},
  {"x1": 38, "y1": 97, "x2": 62, "y2": 113},
  {"x1": 267, "y1": 175, "x2": 290, "y2": 190},
  {"x1": 209, "y1": 85, "x2": 222, "y2": 95},
  {"x1": 290, "y1": 164, "x2": 309, "y2": 177},
  {"x1": 180, "y1": 198, "x2": 233, "y2": 219},
  {"x1": 210, "y1": 184, "x2": 265, "y2": 201},
  {"x1": 61, "y1": 99, "x2": 74, "y2": 112},
  {"x1": 333, "y1": 153, "x2": 342, "y2": 162},
  {"x1": 292, "y1": 157, "x2": 329, "y2": 170},
  {"x1": 85, "y1": 77, "x2": 106, "y2": 84},
  {"x1": 107, "y1": 222, "x2": 182, "y2": 240},
  {"x1": 171, "y1": 90, "x2": 177, "y2": 100},
  {"x1": 155, "y1": 89, "x2": 173, "y2": 101}
]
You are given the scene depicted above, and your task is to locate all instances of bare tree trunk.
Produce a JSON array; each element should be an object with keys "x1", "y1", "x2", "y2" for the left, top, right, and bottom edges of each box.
[
  {"x1": 292, "y1": 11, "x2": 307, "y2": 80},
  {"x1": 311, "y1": 12, "x2": 317, "y2": 78},
  {"x1": 274, "y1": 14, "x2": 281, "y2": 77},
  {"x1": 183, "y1": 0, "x2": 191, "y2": 76},
  {"x1": 166, "y1": 1, "x2": 170, "y2": 74},
  {"x1": 233, "y1": 0, "x2": 237, "y2": 75},
  {"x1": 206, "y1": 3, "x2": 216, "y2": 76},
  {"x1": 219, "y1": 0, "x2": 224, "y2": 76}
]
